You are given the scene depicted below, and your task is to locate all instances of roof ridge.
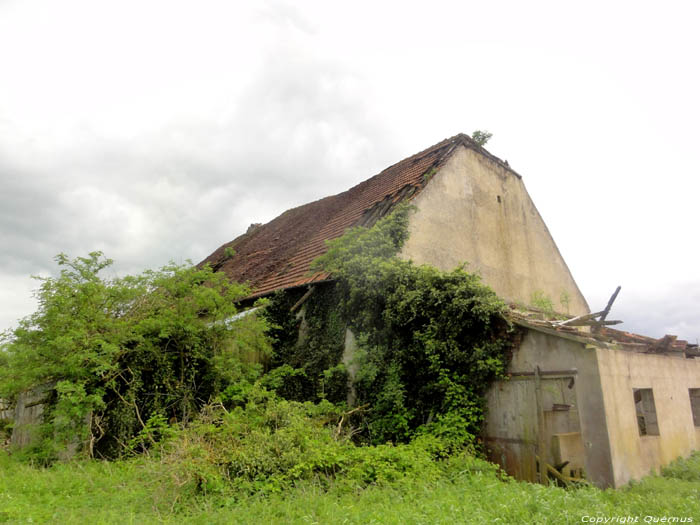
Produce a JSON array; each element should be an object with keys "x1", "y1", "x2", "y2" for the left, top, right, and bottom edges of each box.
[
  {"x1": 378, "y1": 133, "x2": 520, "y2": 179},
  {"x1": 453, "y1": 133, "x2": 521, "y2": 178},
  {"x1": 373, "y1": 134, "x2": 462, "y2": 176},
  {"x1": 201, "y1": 133, "x2": 520, "y2": 297}
]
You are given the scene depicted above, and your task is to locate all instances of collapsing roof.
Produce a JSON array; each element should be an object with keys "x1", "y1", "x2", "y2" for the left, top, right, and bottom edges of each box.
[
  {"x1": 508, "y1": 305, "x2": 700, "y2": 359},
  {"x1": 200, "y1": 133, "x2": 518, "y2": 298}
]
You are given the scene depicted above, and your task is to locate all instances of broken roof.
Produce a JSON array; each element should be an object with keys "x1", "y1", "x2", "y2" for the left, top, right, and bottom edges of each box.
[
  {"x1": 509, "y1": 306, "x2": 700, "y2": 358},
  {"x1": 200, "y1": 133, "x2": 517, "y2": 298}
]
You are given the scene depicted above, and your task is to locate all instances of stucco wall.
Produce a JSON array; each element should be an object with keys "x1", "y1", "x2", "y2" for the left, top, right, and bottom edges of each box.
[
  {"x1": 596, "y1": 347, "x2": 700, "y2": 487},
  {"x1": 401, "y1": 146, "x2": 589, "y2": 316},
  {"x1": 485, "y1": 328, "x2": 615, "y2": 487}
]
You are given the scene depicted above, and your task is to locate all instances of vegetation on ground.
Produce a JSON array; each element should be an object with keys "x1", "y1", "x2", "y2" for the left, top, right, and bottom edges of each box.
[{"x1": 1, "y1": 448, "x2": 699, "y2": 524}]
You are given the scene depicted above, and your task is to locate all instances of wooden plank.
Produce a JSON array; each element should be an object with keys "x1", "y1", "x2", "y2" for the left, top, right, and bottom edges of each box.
[
  {"x1": 534, "y1": 366, "x2": 548, "y2": 486},
  {"x1": 484, "y1": 436, "x2": 537, "y2": 445},
  {"x1": 560, "y1": 318, "x2": 622, "y2": 327},
  {"x1": 290, "y1": 287, "x2": 314, "y2": 313},
  {"x1": 593, "y1": 286, "x2": 621, "y2": 332},
  {"x1": 554, "y1": 310, "x2": 604, "y2": 327},
  {"x1": 509, "y1": 369, "x2": 578, "y2": 378}
]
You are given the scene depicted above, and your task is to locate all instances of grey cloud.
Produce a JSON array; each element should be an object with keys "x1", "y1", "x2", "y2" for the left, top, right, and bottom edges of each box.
[
  {"x1": 605, "y1": 283, "x2": 700, "y2": 342},
  {"x1": 0, "y1": 26, "x2": 396, "y2": 331}
]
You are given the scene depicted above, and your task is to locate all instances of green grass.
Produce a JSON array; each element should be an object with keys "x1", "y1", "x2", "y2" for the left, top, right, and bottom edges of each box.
[{"x1": 1, "y1": 451, "x2": 699, "y2": 524}]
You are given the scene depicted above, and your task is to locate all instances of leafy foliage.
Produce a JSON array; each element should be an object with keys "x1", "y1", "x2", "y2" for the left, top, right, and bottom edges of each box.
[
  {"x1": 158, "y1": 389, "x2": 449, "y2": 497},
  {"x1": 269, "y1": 204, "x2": 514, "y2": 447},
  {"x1": 662, "y1": 453, "x2": 700, "y2": 482},
  {"x1": 531, "y1": 290, "x2": 555, "y2": 315},
  {"x1": 471, "y1": 130, "x2": 493, "y2": 146},
  {"x1": 262, "y1": 284, "x2": 347, "y2": 404},
  {"x1": 0, "y1": 252, "x2": 270, "y2": 460}
]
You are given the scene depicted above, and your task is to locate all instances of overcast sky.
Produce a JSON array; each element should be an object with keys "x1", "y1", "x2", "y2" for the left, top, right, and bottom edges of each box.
[{"x1": 1, "y1": 0, "x2": 699, "y2": 341}]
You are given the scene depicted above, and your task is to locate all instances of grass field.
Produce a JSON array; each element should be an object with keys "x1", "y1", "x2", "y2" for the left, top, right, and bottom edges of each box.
[{"x1": 1, "y1": 451, "x2": 699, "y2": 524}]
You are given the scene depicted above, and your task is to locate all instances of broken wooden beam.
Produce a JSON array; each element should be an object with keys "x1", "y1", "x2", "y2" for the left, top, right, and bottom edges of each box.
[
  {"x1": 553, "y1": 310, "x2": 604, "y2": 327},
  {"x1": 593, "y1": 286, "x2": 621, "y2": 332},
  {"x1": 534, "y1": 367, "x2": 548, "y2": 486}
]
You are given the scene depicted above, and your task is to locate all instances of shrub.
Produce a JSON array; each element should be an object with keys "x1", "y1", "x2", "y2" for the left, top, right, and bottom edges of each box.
[
  {"x1": 158, "y1": 390, "x2": 458, "y2": 497},
  {"x1": 0, "y1": 253, "x2": 270, "y2": 461}
]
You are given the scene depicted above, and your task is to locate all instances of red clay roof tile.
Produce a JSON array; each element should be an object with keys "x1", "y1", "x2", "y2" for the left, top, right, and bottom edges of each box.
[{"x1": 200, "y1": 133, "x2": 515, "y2": 297}]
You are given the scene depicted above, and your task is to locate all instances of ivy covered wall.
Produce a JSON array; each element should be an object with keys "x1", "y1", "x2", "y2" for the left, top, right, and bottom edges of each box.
[{"x1": 262, "y1": 205, "x2": 517, "y2": 448}]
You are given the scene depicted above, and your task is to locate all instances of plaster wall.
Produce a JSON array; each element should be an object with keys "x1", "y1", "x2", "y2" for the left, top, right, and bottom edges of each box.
[
  {"x1": 401, "y1": 146, "x2": 588, "y2": 316},
  {"x1": 596, "y1": 347, "x2": 700, "y2": 487},
  {"x1": 485, "y1": 328, "x2": 614, "y2": 487}
]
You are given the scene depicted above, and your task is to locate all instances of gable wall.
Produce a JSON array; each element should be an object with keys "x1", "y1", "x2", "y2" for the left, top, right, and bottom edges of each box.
[{"x1": 400, "y1": 145, "x2": 589, "y2": 315}]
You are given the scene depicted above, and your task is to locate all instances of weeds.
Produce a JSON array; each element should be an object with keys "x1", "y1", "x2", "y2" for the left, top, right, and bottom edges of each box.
[{"x1": 1, "y1": 450, "x2": 699, "y2": 524}]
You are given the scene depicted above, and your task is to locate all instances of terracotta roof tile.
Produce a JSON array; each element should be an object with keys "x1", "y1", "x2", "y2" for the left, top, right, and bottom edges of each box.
[{"x1": 200, "y1": 133, "x2": 516, "y2": 297}]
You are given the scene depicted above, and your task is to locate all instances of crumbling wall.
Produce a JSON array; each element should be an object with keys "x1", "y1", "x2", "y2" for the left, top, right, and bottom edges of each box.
[{"x1": 10, "y1": 384, "x2": 53, "y2": 449}]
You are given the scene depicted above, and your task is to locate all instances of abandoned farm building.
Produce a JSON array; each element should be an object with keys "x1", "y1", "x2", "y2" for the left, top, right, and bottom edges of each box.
[{"x1": 200, "y1": 133, "x2": 700, "y2": 488}]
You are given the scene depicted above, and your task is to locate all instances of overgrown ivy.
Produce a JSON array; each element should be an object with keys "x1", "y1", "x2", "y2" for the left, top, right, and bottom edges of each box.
[
  {"x1": 264, "y1": 204, "x2": 515, "y2": 449},
  {"x1": 262, "y1": 283, "x2": 348, "y2": 404}
]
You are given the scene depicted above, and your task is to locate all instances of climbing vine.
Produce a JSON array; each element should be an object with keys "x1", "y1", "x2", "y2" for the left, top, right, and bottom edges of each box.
[
  {"x1": 262, "y1": 283, "x2": 348, "y2": 404},
  {"x1": 264, "y1": 204, "x2": 515, "y2": 449}
]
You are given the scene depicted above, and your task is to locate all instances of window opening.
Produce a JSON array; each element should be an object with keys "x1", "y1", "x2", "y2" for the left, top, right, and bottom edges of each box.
[
  {"x1": 633, "y1": 388, "x2": 659, "y2": 436},
  {"x1": 689, "y1": 389, "x2": 700, "y2": 427}
]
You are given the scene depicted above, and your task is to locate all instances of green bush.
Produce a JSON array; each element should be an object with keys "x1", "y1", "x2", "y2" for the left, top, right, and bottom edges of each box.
[
  {"x1": 157, "y1": 389, "x2": 462, "y2": 497},
  {"x1": 0, "y1": 253, "x2": 271, "y2": 461}
]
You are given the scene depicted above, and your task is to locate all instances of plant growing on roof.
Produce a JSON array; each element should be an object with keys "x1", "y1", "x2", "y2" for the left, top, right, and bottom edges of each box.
[
  {"x1": 471, "y1": 130, "x2": 493, "y2": 147},
  {"x1": 530, "y1": 290, "x2": 555, "y2": 315},
  {"x1": 560, "y1": 290, "x2": 571, "y2": 314},
  {"x1": 422, "y1": 167, "x2": 438, "y2": 183}
]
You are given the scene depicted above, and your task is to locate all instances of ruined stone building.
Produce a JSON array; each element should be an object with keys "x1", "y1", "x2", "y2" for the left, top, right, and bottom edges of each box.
[{"x1": 203, "y1": 133, "x2": 699, "y2": 487}]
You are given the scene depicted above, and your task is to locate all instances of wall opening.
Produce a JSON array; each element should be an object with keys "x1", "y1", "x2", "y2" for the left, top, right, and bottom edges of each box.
[
  {"x1": 689, "y1": 388, "x2": 700, "y2": 427},
  {"x1": 633, "y1": 388, "x2": 659, "y2": 436}
]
